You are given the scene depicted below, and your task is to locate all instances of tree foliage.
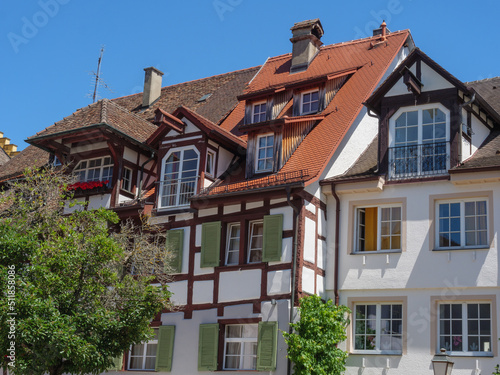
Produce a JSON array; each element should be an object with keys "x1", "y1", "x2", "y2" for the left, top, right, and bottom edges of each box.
[
  {"x1": 0, "y1": 168, "x2": 173, "y2": 375},
  {"x1": 283, "y1": 295, "x2": 350, "y2": 375}
]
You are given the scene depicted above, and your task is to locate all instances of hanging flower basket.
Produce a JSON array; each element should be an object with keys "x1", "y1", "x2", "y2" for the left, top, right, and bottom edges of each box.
[{"x1": 67, "y1": 180, "x2": 110, "y2": 195}]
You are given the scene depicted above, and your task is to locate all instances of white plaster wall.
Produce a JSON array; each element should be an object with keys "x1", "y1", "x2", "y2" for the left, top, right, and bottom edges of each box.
[
  {"x1": 223, "y1": 204, "x2": 241, "y2": 215},
  {"x1": 269, "y1": 237, "x2": 293, "y2": 266},
  {"x1": 340, "y1": 288, "x2": 500, "y2": 375},
  {"x1": 322, "y1": 108, "x2": 378, "y2": 179},
  {"x1": 167, "y1": 280, "x2": 188, "y2": 306},
  {"x1": 118, "y1": 194, "x2": 131, "y2": 204},
  {"x1": 182, "y1": 117, "x2": 199, "y2": 134},
  {"x1": 267, "y1": 270, "x2": 291, "y2": 295},
  {"x1": 219, "y1": 269, "x2": 261, "y2": 302},
  {"x1": 246, "y1": 200, "x2": 263, "y2": 210},
  {"x1": 192, "y1": 280, "x2": 214, "y2": 304},
  {"x1": 317, "y1": 239, "x2": 326, "y2": 270},
  {"x1": 304, "y1": 217, "x2": 316, "y2": 263},
  {"x1": 123, "y1": 147, "x2": 138, "y2": 163},
  {"x1": 270, "y1": 197, "x2": 287, "y2": 205},
  {"x1": 269, "y1": 206, "x2": 293, "y2": 231},
  {"x1": 305, "y1": 200, "x2": 316, "y2": 214},
  {"x1": 301, "y1": 267, "x2": 315, "y2": 294},
  {"x1": 316, "y1": 275, "x2": 324, "y2": 299},
  {"x1": 87, "y1": 194, "x2": 111, "y2": 209},
  {"x1": 337, "y1": 180, "x2": 498, "y2": 291},
  {"x1": 198, "y1": 207, "x2": 218, "y2": 217},
  {"x1": 195, "y1": 224, "x2": 202, "y2": 247},
  {"x1": 471, "y1": 113, "x2": 490, "y2": 155},
  {"x1": 217, "y1": 147, "x2": 234, "y2": 178},
  {"x1": 70, "y1": 141, "x2": 107, "y2": 154},
  {"x1": 193, "y1": 253, "x2": 213, "y2": 276}
]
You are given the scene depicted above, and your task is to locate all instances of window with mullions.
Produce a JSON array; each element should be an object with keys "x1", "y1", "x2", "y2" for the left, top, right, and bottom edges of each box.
[
  {"x1": 248, "y1": 220, "x2": 264, "y2": 263},
  {"x1": 128, "y1": 329, "x2": 158, "y2": 370},
  {"x1": 159, "y1": 148, "x2": 199, "y2": 208},
  {"x1": 438, "y1": 303, "x2": 492, "y2": 354},
  {"x1": 252, "y1": 102, "x2": 267, "y2": 123},
  {"x1": 255, "y1": 134, "x2": 274, "y2": 173},
  {"x1": 225, "y1": 223, "x2": 240, "y2": 265},
  {"x1": 301, "y1": 90, "x2": 319, "y2": 114},
  {"x1": 355, "y1": 206, "x2": 402, "y2": 252},
  {"x1": 223, "y1": 324, "x2": 258, "y2": 370},
  {"x1": 389, "y1": 105, "x2": 449, "y2": 179},
  {"x1": 354, "y1": 304, "x2": 403, "y2": 354},
  {"x1": 436, "y1": 199, "x2": 488, "y2": 249},
  {"x1": 73, "y1": 156, "x2": 113, "y2": 187}
]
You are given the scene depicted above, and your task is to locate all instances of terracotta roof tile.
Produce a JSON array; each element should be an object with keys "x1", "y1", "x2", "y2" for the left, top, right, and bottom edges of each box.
[{"x1": 0, "y1": 145, "x2": 49, "y2": 182}]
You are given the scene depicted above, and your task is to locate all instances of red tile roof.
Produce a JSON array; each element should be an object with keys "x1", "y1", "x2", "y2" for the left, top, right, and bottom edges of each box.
[
  {"x1": 0, "y1": 145, "x2": 49, "y2": 183},
  {"x1": 204, "y1": 30, "x2": 410, "y2": 196}
]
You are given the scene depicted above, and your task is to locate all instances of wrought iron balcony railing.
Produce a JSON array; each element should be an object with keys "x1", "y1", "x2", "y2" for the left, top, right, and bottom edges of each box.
[
  {"x1": 158, "y1": 175, "x2": 197, "y2": 208},
  {"x1": 388, "y1": 142, "x2": 449, "y2": 180}
]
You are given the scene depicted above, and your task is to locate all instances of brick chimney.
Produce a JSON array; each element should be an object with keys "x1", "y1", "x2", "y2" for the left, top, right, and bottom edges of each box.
[
  {"x1": 142, "y1": 67, "x2": 164, "y2": 107},
  {"x1": 290, "y1": 19, "x2": 324, "y2": 73}
]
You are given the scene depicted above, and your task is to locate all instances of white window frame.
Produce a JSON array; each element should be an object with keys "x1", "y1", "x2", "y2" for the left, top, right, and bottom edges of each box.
[
  {"x1": 255, "y1": 133, "x2": 274, "y2": 173},
  {"x1": 248, "y1": 220, "x2": 263, "y2": 263},
  {"x1": 206, "y1": 149, "x2": 216, "y2": 178},
  {"x1": 223, "y1": 324, "x2": 258, "y2": 370},
  {"x1": 122, "y1": 167, "x2": 132, "y2": 192},
  {"x1": 252, "y1": 101, "x2": 267, "y2": 123},
  {"x1": 354, "y1": 204, "x2": 402, "y2": 253},
  {"x1": 300, "y1": 89, "x2": 320, "y2": 115},
  {"x1": 73, "y1": 156, "x2": 113, "y2": 187},
  {"x1": 437, "y1": 302, "x2": 492, "y2": 356},
  {"x1": 158, "y1": 146, "x2": 199, "y2": 209},
  {"x1": 353, "y1": 303, "x2": 403, "y2": 355},
  {"x1": 225, "y1": 223, "x2": 241, "y2": 265},
  {"x1": 128, "y1": 329, "x2": 158, "y2": 370},
  {"x1": 389, "y1": 103, "x2": 450, "y2": 179},
  {"x1": 435, "y1": 198, "x2": 488, "y2": 250}
]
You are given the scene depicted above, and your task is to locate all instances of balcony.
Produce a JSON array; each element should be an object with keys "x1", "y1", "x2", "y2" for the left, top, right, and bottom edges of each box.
[
  {"x1": 388, "y1": 142, "x2": 449, "y2": 180},
  {"x1": 158, "y1": 175, "x2": 197, "y2": 208}
]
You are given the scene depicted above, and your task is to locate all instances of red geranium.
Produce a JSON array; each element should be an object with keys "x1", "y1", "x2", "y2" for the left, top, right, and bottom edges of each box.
[{"x1": 67, "y1": 180, "x2": 109, "y2": 191}]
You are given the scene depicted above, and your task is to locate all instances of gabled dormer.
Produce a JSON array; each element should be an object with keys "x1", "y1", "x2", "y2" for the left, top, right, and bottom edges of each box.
[
  {"x1": 148, "y1": 106, "x2": 245, "y2": 212},
  {"x1": 365, "y1": 48, "x2": 500, "y2": 182}
]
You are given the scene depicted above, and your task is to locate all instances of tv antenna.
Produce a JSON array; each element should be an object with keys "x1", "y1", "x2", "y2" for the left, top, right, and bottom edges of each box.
[{"x1": 90, "y1": 46, "x2": 113, "y2": 102}]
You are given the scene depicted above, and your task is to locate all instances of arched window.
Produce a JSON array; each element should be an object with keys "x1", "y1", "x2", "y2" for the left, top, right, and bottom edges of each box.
[{"x1": 159, "y1": 147, "x2": 199, "y2": 208}]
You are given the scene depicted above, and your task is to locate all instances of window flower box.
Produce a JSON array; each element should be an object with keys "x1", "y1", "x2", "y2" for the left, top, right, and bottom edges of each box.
[{"x1": 67, "y1": 180, "x2": 110, "y2": 195}]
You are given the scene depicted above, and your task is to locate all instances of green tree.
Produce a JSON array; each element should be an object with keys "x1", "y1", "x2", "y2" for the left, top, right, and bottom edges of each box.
[
  {"x1": 0, "y1": 168, "x2": 172, "y2": 375},
  {"x1": 283, "y1": 295, "x2": 350, "y2": 375}
]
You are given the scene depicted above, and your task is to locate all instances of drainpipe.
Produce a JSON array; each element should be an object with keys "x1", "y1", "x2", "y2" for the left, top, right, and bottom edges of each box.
[
  {"x1": 367, "y1": 107, "x2": 381, "y2": 174},
  {"x1": 330, "y1": 183, "x2": 340, "y2": 305},
  {"x1": 285, "y1": 186, "x2": 300, "y2": 375},
  {"x1": 137, "y1": 152, "x2": 155, "y2": 200},
  {"x1": 458, "y1": 93, "x2": 476, "y2": 162}
]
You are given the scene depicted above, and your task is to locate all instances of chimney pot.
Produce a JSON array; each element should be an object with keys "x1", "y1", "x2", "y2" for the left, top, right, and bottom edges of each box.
[
  {"x1": 142, "y1": 67, "x2": 164, "y2": 107},
  {"x1": 290, "y1": 19, "x2": 324, "y2": 73}
]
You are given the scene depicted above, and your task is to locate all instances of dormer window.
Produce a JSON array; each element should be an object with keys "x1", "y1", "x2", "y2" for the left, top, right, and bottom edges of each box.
[
  {"x1": 159, "y1": 147, "x2": 199, "y2": 209},
  {"x1": 301, "y1": 89, "x2": 319, "y2": 114},
  {"x1": 255, "y1": 134, "x2": 274, "y2": 173},
  {"x1": 252, "y1": 102, "x2": 267, "y2": 123},
  {"x1": 388, "y1": 104, "x2": 450, "y2": 179}
]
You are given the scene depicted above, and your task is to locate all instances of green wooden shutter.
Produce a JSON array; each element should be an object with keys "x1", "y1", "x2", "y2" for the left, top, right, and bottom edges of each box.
[
  {"x1": 262, "y1": 214, "x2": 283, "y2": 262},
  {"x1": 256, "y1": 321, "x2": 278, "y2": 371},
  {"x1": 166, "y1": 229, "x2": 184, "y2": 273},
  {"x1": 155, "y1": 325, "x2": 175, "y2": 372},
  {"x1": 198, "y1": 323, "x2": 219, "y2": 371},
  {"x1": 108, "y1": 353, "x2": 123, "y2": 371},
  {"x1": 201, "y1": 222, "x2": 221, "y2": 267}
]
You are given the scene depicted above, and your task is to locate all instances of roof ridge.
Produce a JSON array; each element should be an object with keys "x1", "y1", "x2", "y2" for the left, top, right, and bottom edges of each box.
[
  {"x1": 110, "y1": 66, "x2": 261, "y2": 102},
  {"x1": 466, "y1": 76, "x2": 500, "y2": 84},
  {"x1": 100, "y1": 98, "x2": 108, "y2": 123}
]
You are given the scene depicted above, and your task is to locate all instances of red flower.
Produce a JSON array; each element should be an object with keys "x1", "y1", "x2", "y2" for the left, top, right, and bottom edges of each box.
[{"x1": 68, "y1": 180, "x2": 110, "y2": 191}]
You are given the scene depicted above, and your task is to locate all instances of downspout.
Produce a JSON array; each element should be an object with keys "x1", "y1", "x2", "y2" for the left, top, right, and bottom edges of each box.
[
  {"x1": 285, "y1": 186, "x2": 300, "y2": 375},
  {"x1": 458, "y1": 93, "x2": 476, "y2": 163},
  {"x1": 330, "y1": 182, "x2": 340, "y2": 306},
  {"x1": 137, "y1": 152, "x2": 155, "y2": 200},
  {"x1": 367, "y1": 108, "x2": 381, "y2": 174}
]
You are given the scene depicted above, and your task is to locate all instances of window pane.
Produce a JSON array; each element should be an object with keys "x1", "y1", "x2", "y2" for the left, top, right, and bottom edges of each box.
[
  {"x1": 407, "y1": 111, "x2": 418, "y2": 125},
  {"x1": 227, "y1": 325, "x2": 242, "y2": 338},
  {"x1": 479, "y1": 304, "x2": 490, "y2": 318}
]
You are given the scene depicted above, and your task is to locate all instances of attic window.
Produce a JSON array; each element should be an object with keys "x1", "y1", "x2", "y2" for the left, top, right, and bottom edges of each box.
[{"x1": 197, "y1": 93, "x2": 212, "y2": 102}]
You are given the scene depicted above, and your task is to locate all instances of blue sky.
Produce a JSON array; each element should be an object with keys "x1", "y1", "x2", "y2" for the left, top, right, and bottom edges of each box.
[{"x1": 1, "y1": 0, "x2": 499, "y2": 151}]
